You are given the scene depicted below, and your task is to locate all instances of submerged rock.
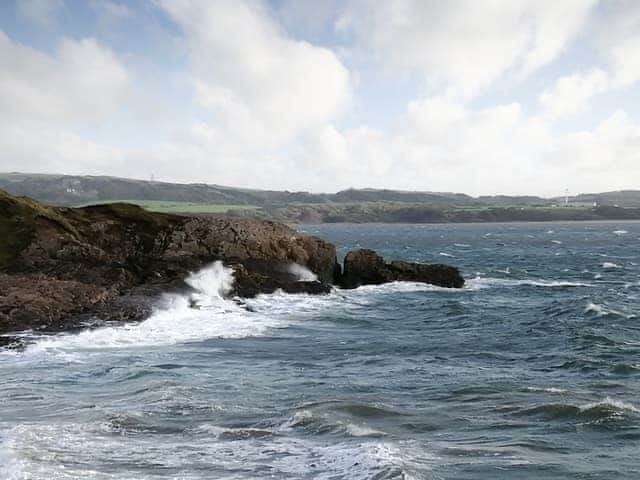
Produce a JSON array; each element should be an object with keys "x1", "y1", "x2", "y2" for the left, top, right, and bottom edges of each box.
[{"x1": 339, "y1": 249, "x2": 464, "y2": 289}]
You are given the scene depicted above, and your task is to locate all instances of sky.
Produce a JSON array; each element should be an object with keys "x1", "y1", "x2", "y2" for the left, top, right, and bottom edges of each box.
[{"x1": 0, "y1": 0, "x2": 639, "y2": 196}]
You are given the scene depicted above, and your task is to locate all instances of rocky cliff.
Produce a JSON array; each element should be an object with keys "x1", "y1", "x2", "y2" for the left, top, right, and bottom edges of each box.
[{"x1": 0, "y1": 190, "x2": 464, "y2": 336}]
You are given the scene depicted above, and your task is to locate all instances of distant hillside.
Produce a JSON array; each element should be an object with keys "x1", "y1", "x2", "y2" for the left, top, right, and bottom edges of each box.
[
  {"x1": 1, "y1": 172, "x2": 639, "y2": 223},
  {"x1": 0, "y1": 173, "x2": 489, "y2": 207},
  {"x1": 562, "y1": 191, "x2": 640, "y2": 208}
]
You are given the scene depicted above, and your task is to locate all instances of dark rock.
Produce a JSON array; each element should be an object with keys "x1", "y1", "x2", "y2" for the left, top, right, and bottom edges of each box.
[
  {"x1": 339, "y1": 249, "x2": 464, "y2": 289},
  {"x1": 0, "y1": 190, "x2": 464, "y2": 337},
  {"x1": 0, "y1": 190, "x2": 338, "y2": 334},
  {"x1": 230, "y1": 262, "x2": 332, "y2": 297}
]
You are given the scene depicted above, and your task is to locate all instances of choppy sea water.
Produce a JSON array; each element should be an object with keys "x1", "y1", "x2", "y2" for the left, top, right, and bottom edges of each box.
[{"x1": 1, "y1": 221, "x2": 639, "y2": 479}]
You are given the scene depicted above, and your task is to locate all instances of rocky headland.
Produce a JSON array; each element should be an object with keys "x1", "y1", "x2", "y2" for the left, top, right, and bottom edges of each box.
[{"x1": 0, "y1": 190, "x2": 464, "y2": 338}]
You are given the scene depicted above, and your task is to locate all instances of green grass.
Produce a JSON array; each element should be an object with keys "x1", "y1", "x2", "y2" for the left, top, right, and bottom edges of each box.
[{"x1": 74, "y1": 199, "x2": 261, "y2": 214}]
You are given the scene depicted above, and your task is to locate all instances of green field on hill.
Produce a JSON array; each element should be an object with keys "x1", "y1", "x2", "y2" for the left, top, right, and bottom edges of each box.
[{"x1": 75, "y1": 200, "x2": 260, "y2": 214}]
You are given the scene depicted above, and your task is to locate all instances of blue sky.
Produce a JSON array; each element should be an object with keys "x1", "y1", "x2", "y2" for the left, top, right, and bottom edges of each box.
[{"x1": 0, "y1": 0, "x2": 639, "y2": 196}]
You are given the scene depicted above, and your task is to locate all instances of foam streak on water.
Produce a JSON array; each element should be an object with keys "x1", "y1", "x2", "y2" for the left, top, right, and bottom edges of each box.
[{"x1": 1, "y1": 221, "x2": 640, "y2": 479}]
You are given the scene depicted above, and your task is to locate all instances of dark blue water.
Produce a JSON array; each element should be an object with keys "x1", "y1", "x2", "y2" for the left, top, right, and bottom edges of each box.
[{"x1": 1, "y1": 222, "x2": 639, "y2": 479}]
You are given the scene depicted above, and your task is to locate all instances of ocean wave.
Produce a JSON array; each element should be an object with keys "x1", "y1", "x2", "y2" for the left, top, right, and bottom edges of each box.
[
  {"x1": 611, "y1": 363, "x2": 640, "y2": 375},
  {"x1": 602, "y1": 262, "x2": 621, "y2": 269},
  {"x1": 613, "y1": 230, "x2": 628, "y2": 235},
  {"x1": 466, "y1": 277, "x2": 594, "y2": 289},
  {"x1": 0, "y1": 422, "x2": 428, "y2": 480},
  {"x1": 283, "y1": 409, "x2": 386, "y2": 438},
  {"x1": 194, "y1": 424, "x2": 274, "y2": 440},
  {"x1": 584, "y1": 302, "x2": 634, "y2": 319},
  {"x1": 17, "y1": 263, "x2": 288, "y2": 357},
  {"x1": 517, "y1": 397, "x2": 639, "y2": 422},
  {"x1": 525, "y1": 386, "x2": 567, "y2": 394}
]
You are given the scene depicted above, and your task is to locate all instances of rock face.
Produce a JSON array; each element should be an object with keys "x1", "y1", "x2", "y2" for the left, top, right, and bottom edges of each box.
[
  {"x1": 0, "y1": 190, "x2": 339, "y2": 333},
  {"x1": 340, "y1": 249, "x2": 465, "y2": 289},
  {"x1": 0, "y1": 190, "x2": 464, "y2": 337}
]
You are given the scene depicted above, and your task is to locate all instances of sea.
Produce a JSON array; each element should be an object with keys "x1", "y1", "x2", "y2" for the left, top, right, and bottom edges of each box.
[{"x1": 0, "y1": 221, "x2": 639, "y2": 480}]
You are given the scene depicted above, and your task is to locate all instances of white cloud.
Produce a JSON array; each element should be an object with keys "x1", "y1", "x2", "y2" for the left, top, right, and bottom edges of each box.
[
  {"x1": 339, "y1": 0, "x2": 597, "y2": 98},
  {"x1": 0, "y1": 31, "x2": 130, "y2": 175},
  {"x1": 540, "y1": 1, "x2": 640, "y2": 120},
  {"x1": 600, "y1": 0, "x2": 640, "y2": 87},
  {"x1": 551, "y1": 111, "x2": 640, "y2": 172},
  {"x1": 540, "y1": 69, "x2": 609, "y2": 119},
  {"x1": 0, "y1": 120, "x2": 125, "y2": 174},
  {"x1": 16, "y1": 0, "x2": 64, "y2": 28},
  {"x1": 1, "y1": 1, "x2": 638, "y2": 197},
  {"x1": 291, "y1": 95, "x2": 639, "y2": 196},
  {"x1": 158, "y1": 0, "x2": 351, "y2": 146},
  {"x1": 0, "y1": 31, "x2": 129, "y2": 125}
]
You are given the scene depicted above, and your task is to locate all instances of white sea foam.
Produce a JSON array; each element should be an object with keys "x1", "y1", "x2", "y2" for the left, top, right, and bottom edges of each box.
[
  {"x1": 0, "y1": 422, "x2": 429, "y2": 480},
  {"x1": 613, "y1": 230, "x2": 628, "y2": 236},
  {"x1": 453, "y1": 243, "x2": 470, "y2": 248},
  {"x1": 602, "y1": 262, "x2": 621, "y2": 269},
  {"x1": 551, "y1": 240, "x2": 563, "y2": 244},
  {"x1": 343, "y1": 422, "x2": 386, "y2": 437},
  {"x1": 287, "y1": 263, "x2": 318, "y2": 282},
  {"x1": 526, "y1": 386, "x2": 567, "y2": 394},
  {"x1": 20, "y1": 263, "x2": 286, "y2": 356},
  {"x1": 466, "y1": 277, "x2": 593, "y2": 290},
  {"x1": 579, "y1": 398, "x2": 640, "y2": 414},
  {"x1": 584, "y1": 302, "x2": 634, "y2": 319},
  {"x1": 439, "y1": 252, "x2": 454, "y2": 257}
]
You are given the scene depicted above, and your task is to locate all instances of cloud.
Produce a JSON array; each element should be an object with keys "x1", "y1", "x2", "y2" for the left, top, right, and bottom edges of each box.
[
  {"x1": 600, "y1": 0, "x2": 640, "y2": 87},
  {"x1": 540, "y1": 69, "x2": 609, "y2": 119},
  {"x1": 15, "y1": 0, "x2": 64, "y2": 28},
  {"x1": 0, "y1": 31, "x2": 129, "y2": 125},
  {"x1": 157, "y1": 0, "x2": 351, "y2": 146},
  {"x1": 1, "y1": 0, "x2": 638, "y2": 197},
  {"x1": 339, "y1": 0, "x2": 597, "y2": 98},
  {"x1": 0, "y1": 30, "x2": 130, "y2": 175},
  {"x1": 292, "y1": 93, "x2": 640, "y2": 196},
  {"x1": 540, "y1": 1, "x2": 640, "y2": 120},
  {"x1": 89, "y1": 0, "x2": 133, "y2": 25}
]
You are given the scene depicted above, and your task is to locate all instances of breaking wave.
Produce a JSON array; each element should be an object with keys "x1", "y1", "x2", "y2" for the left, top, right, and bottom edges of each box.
[
  {"x1": 602, "y1": 262, "x2": 621, "y2": 269},
  {"x1": 20, "y1": 262, "x2": 285, "y2": 356},
  {"x1": 517, "y1": 398, "x2": 639, "y2": 423},
  {"x1": 584, "y1": 302, "x2": 635, "y2": 319},
  {"x1": 0, "y1": 421, "x2": 427, "y2": 480},
  {"x1": 287, "y1": 263, "x2": 318, "y2": 282},
  {"x1": 466, "y1": 277, "x2": 594, "y2": 289}
]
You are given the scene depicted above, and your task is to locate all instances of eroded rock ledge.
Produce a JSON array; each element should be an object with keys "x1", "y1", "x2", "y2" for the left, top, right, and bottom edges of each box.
[
  {"x1": 339, "y1": 249, "x2": 464, "y2": 289},
  {"x1": 0, "y1": 190, "x2": 464, "y2": 336}
]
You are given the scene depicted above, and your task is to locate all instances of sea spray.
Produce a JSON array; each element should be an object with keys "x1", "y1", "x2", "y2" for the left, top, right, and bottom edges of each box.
[
  {"x1": 287, "y1": 263, "x2": 318, "y2": 282},
  {"x1": 19, "y1": 263, "x2": 279, "y2": 353},
  {"x1": 186, "y1": 261, "x2": 235, "y2": 307}
]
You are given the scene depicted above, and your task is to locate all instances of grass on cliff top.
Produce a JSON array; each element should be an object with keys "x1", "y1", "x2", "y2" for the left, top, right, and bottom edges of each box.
[
  {"x1": 75, "y1": 199, "x2": 261, "y2": 214},
  {"x1": 0, "y1": 190, "x2": 78, "y2": 269}
]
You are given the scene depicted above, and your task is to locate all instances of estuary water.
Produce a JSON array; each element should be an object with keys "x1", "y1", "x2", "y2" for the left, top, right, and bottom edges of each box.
[{"x1": 1, "y1": 222, "x2": 639, "y2": 479}]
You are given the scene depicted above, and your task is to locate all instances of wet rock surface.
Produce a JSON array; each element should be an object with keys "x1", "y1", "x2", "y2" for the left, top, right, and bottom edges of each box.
[
  {"x1": 0, "y1": 191, "x2": 463, "y2": 336},
  {"x1": 339, "y1": 249, "x2": 465, "y2": 289}
]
